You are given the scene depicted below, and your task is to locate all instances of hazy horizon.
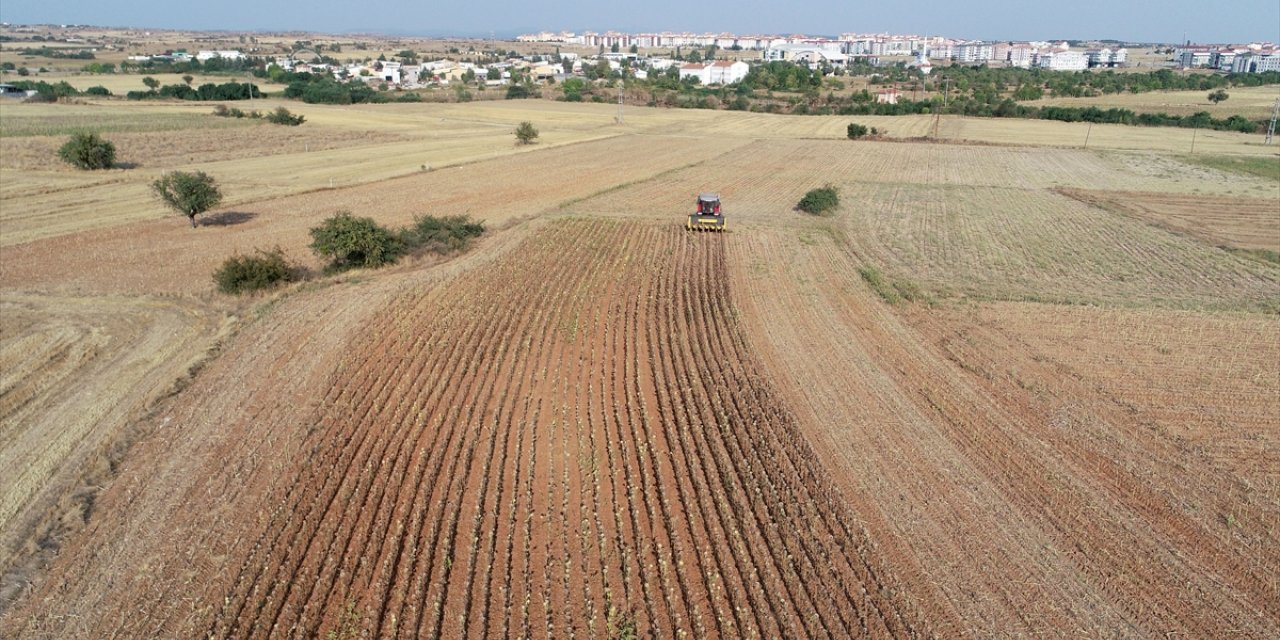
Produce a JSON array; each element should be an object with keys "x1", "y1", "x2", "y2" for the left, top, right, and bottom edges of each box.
[{"x1": 2, "y1": 0, "x2": 1277, "y2": 45}]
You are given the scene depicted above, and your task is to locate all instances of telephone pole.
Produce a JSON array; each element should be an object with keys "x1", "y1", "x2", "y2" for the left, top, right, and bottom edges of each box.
[
  {"x1": 616, "y1": 81, "x2": 625, "y2": 124},
  {"x1": 932, "y1": 77, "x2": 949, "y2": 138},
  {"x1": 1266, "y1": 98, "x2": 1279, "y2": 145}
]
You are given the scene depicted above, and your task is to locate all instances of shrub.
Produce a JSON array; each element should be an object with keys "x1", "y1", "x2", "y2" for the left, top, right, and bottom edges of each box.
[
  {"x1": 402, "y1": 215, "x2": 485, "y2": 253},
  {"x1": 58, "y1": 132, "x2": 116, "y2": 170},
  {"x1": 847, "y1": 122, "x2": 869, "y2": 139},
  {"x1": 310, "y1": 211, "x2": 401, "y2": 271},
  {"x1": 515, "y1": 120, "x2": 539, "y2": 145},
  {"x1": 152, "y1": 171, "x2": 223, "y2": 227},
  {"x1": 213, "y1": 248, "x2": 300, "y2": 294},
  {"x1": 265, "y1": 106, "x2": 305, "y2": 126},
  {"x1": 84, "y1": 85, "x2": 111, "y2": 96},
  {"x1": 506, "y1": 84, "x2": 531, "y2": 99},
  {"x1": 212, "y1": 104, "x2": 248, "y2": 118},
  {"x1": 797, "y1": 184, "x2": 839, "y2": 215}
]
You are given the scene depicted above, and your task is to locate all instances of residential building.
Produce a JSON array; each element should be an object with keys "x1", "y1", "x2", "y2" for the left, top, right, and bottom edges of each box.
[
  {"x1": 1211, "y1": 49, "x2": 1239, "y2": 70},
  {"x1": 1232, "y1": 52, "x2": 1280, "y2": 73},
  {"x1": 196, "y1": 50, "x2": 244, "y2": 62},
  {"x1": 764, "y1": 43, "x2": 848, "y2": 67},
  {"x1": 678, "y1": 60, "x2": 749, "y2": 84},
  {"x1": 1038, "y1": 50, "x2": 1088, "y2": 71},
  {"x1": 1006, "y1": 45, "x2": 1037, "y2": 68},
  {"x1": 1085, "y1": 47, "x2": 1127, "y2": 68},
  {"x1": 1178, "y1": 48, "x2": 1213, "y2": 68},
  {"x1": 953, "y1": 41, "x2": 994, "y2": 63}
]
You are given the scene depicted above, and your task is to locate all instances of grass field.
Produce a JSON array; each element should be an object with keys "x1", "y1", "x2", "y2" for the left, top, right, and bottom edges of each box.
[
  {"x1": 1028, "y1": 84, "x2": 1280, "y2": 119},
  {"x1": 2, "y1": 72, "x2": 1278, "y2": 638},
  {"x1": 1178, "y1": 153, "x2": 1280, "y2": 182}
]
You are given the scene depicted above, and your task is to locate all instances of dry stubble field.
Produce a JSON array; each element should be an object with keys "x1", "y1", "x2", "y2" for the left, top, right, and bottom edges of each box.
[{"x1": 1, "y1": 96, "x2": 1278, "y2": 638}]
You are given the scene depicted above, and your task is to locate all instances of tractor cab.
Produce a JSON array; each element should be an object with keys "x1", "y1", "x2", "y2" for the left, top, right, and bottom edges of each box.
[{"x1": 688, "y1": 193, "x2": 725, "y2": 231}]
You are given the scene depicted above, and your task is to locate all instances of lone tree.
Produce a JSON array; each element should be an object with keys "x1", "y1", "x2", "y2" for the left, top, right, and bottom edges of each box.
[
  {"x1": 152, "y1": 171, "x2": 223, "y2": 228},
  {"x1": 142, "y1": 76, "x2": 160, "y2": 91},
  {"x1": 1208, "y1": 89, "x2": 1229, "y2": 104},
  {"x1": 515, "y1": 120, "x2": 539, "y2": 145},
  {"x1": 58, "y1": 132, "x2": 116, "y2": 170}
]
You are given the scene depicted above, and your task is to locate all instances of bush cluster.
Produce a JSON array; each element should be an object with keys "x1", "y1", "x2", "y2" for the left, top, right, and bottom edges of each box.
[
  {"x1": 309, "y1": 212, "x2": 487, "y2": 273},
  {"x1": 128, "y1": 82, "x2": 262, "y2": 102},
  {"x1": 58, "y1": 132, "x2": 116, "y2": 170},
  {"x1": 213, "y1": 248, "x2": 300, "y2": 294},
  {"x1": 310, "y1": 212, "x2": 403, "y2": 271},
  {"x1": 797, "y1": 185, "x2": 839, "y2": 215},
  {"x1": 401, "y1": 214, "x2": 486, "y2": 253},
  {"x1": 265, "y1": 106, "x2": 306, "y2": 126},
  {"x1": 213, "y1": 104, "x2": 262, "y2": 119}
]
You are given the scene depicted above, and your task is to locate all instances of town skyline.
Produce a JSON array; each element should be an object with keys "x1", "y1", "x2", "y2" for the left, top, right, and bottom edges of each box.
[{"x1": 0, "y1": 0, "x2": 1277, "y2": 46}]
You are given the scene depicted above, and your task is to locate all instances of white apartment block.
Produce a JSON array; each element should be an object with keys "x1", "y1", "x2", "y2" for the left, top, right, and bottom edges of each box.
[
  {"x1": 1179, "y1": 49, "x2": 1213, "y2": 68},
  {"x1": 1038, "y1": 50, "x2": 1088, "y2": 71},
  {"x1": 1007, "y1": 45, "x2": 1036, "y2": 68},
  {"x1": 1231, "y1": 52, "x2": 1280, "y2": 73},
  {"x1": 678, "y1": 60, "x2": 749, "y2": 84},
  {"x1": 195, "y1": 50, "x2": 245, "y2": 62},
  {"x1": 1085, "y1": 47, "x2": 1127, "y2": 68},
  {"x1": 953, "y1": 41, "x2": 994, "y2": 63}
]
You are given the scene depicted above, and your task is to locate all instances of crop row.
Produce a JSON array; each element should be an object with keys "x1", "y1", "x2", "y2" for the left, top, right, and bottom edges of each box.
[{"x1": 204, "y1": 219, "x2": 920, "y2": 638}]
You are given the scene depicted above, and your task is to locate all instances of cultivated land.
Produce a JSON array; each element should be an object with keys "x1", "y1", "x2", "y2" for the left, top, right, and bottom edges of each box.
[{"x1": 1, "y1": 89, "x2": 1278, "y2": 638}]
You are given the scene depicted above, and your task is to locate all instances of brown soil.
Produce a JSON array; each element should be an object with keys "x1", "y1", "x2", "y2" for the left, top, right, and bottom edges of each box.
[
  {"x1": 5, "y1": 220, "x2": 927, "y2": 639},
  {"x1": 729, "y1": 227, "x2": 1279, "y2": 637}
]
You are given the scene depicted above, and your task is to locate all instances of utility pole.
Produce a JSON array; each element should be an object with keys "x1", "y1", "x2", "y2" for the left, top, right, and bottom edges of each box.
[
  {"x1": 1084, "y1": 121, "x2": 1092, "y2": 149},
  {"x1": 1266, "y1": 98, "x2": 1279, "y2": 145},
  {"x1": 1189, "y1": 127, "x2": 1197, "y2": 154},
  {"x1": 616, "y1": 81, "x2": 625, "y2": 124},
  {"x1": 932, "y1": 76, "x2": 950, "y2": 138}
]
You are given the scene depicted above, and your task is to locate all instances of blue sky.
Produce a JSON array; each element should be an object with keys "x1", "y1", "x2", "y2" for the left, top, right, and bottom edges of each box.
[{"x1": 1, "y1": 0, "x2": 1276, "y2": 44}]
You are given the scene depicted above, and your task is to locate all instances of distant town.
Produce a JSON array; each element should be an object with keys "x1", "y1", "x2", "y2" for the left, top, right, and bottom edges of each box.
[{"x1": 518, "y1": 30, "x2": 1280, "y2": 74}]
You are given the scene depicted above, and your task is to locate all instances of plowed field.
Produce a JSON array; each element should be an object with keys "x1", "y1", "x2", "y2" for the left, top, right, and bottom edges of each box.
[
  {"x1": 3, "y1": 97, "x2": 1276, "y2": 639},
  {"x1": 729, "y1": 228, "x2": 1279, "y2": 637},
  {"x1": 7, "y1": 220, "x2": 925, "y2": 639}
]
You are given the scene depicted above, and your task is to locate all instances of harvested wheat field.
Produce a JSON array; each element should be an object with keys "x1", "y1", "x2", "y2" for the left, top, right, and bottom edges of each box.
[{"x1": 2, "y1": 97, "x2": 1278, "y2": 639}]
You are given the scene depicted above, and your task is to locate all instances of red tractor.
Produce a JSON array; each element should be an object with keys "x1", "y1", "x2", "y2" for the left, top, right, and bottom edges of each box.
[{"x1": 687, "y1": 193, "x2": 725, "y2": 231}]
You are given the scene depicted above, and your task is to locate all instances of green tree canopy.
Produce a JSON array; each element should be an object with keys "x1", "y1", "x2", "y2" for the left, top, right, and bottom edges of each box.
[{"x1": 152, "y1": 171, "x2": 223, "y2": 227}]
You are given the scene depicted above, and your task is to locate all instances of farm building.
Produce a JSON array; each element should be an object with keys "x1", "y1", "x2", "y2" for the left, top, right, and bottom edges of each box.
[{"x1": 678, "y1": 60, "x2": 749, "y2": 84}]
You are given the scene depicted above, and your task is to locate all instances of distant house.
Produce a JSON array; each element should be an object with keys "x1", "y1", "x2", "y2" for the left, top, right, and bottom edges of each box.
[
  {"x1": 531, "y1": 63, "x2": 560, "y2": 80},
  {"x1": 678, "y1": 62, "x2": 706, "y2": 83},
  {"x1": 678, "y1": 60, "x2": 749, "y2": 84},
  {"x1": 876, "y1": 87, "x2": 900, "y2": 104},
  {"x1": 0, "y1": 84, "x2": 35, "y2": 99},
  {"x1": 196, "y1": 50, "x2": 245, "y2": 62}
]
